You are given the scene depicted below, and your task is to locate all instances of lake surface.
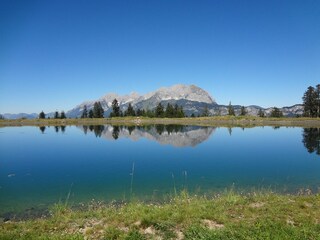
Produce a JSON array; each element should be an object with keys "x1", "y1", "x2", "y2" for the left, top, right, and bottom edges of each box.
[{"x1": 0, "y1": 125, "x2": 319, "y2": 216}]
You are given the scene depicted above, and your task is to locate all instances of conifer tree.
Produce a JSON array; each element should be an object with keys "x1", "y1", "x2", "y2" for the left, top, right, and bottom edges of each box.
[
  {"x1": 302, "y1": 86, "x2": 317, "y2": 117},
  {"x1": 110, "y1": 99, "x2": 120, "y2": 117},
  {"x1": 125, "y1": 103, "x2": 135, "y2": 116},
  {"x1": 81, "y1": 105, "x2": 88, "y2": 118},
  {"x1": 155, "y1": 103, "x2": 164, "y2": 117},
  {"x1": 93, "y1": 102, "x2": 104, "y2": 118},
  {"x1": 258, "y1": 109, "x2": 265, "y2": 117},
  {"x1": 228, "y1": 102, "x2": 235, "y2": 116},
  {"x1": 60, "y1": 111, "x2": 66, "y2": 119},
  {"x1": 270, "y1": 107, "x2": 283, "y2": 118},
  {"x1": 165, "y1": 103, "x2": 174, "y2": 118},
  {"x1": 88, "y1": 109, "x2": 94, "y2": 118},
  {"x1": 54, "y1": 111, "x2": 60, "y2": 119},
  {"x1": 39, "y1": 111, "x2": 46, "y2": 119},
  {"x1": 202, "y1": 105, "x2": 210, "y2": 117},
  {"x1": 240, "y1": 106, "x2": 247, "y2": 116}
]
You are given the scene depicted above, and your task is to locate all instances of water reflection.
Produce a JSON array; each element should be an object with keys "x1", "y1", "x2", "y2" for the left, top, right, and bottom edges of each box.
[
  {"x1": 302, "y1": 128, "x2": 320, "y2": 155},
  {"x1": 78, "y1": 125, "x2": 215, "y2": 147},
  {"x1": 39, "y1": 126, "x2": 46, "y2": 134},
  {"x1": 39, "y1": 125, "x2": 320, "y2": 154}
]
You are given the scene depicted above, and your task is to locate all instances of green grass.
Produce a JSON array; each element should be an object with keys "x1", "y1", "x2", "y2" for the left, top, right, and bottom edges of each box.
[{"x1": 1, "y1": 191, "x2": 319, "y2": 239}]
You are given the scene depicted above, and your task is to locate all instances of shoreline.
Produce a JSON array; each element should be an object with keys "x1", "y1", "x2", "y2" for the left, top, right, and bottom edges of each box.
[{"x1": 1, "y1": 116, "x2": 320, "y2": 127}]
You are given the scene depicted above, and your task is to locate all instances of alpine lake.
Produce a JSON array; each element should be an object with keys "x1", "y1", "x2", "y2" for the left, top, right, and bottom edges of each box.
[{"x1": 0, "y1": 124, "x2": 319, "y2": 218}]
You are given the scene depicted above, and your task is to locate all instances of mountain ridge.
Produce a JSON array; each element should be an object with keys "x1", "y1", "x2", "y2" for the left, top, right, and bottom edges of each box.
[{"x1": 1, "y1": 84, "x2": 303, "y2": 118}]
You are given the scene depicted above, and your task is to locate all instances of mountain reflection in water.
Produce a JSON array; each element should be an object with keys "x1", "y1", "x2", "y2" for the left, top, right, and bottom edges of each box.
[
  {"x1": 78, "y1": 125, "x2": 215, "y2": 147},
  {"x1": 39, "y1": 125, "x2": 320, "y2": 154}
]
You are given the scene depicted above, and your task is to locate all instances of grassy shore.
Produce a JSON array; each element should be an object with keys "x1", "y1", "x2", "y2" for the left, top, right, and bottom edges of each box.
[
  {"x1": 1, "y1": 116, "x2": 320, "y2": 128},
  {"x1": 1, "y1": 191, "x2": 319, "y2": 239}
]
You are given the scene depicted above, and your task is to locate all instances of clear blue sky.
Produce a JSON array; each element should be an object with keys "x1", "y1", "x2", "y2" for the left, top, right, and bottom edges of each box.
[{"x1": 1, "y1": 0, "x2": 319, "y2": 113}]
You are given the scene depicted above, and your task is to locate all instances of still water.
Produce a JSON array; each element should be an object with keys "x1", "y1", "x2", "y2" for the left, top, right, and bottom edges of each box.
[{"x1": 0, "y1": 125, "x2": 319, "y2": 215}]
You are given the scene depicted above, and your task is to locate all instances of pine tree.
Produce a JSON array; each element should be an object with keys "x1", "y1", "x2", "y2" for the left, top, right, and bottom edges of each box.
[
  {"x1": 88, "y1": 109, "x2": 94, "y2": 118},
  {"x1": 202, "y1": 105, "x2": 210, "y2": 117},
  {"x1": 110, "y1": 99, "x2": 120, "y2": 117},
  {"x1": 177, "y1": 106, "x2": 185, "y2": 118},
  {"x1": 93, "y1": 102, "x2": 104, "y2": 118},
  {"x1": 302, "y1": 86, "x2": 317, "y2": 117},
  {"x1": 60, "y1": 111, "x2": 66, "y2": 119},
  {"x1": 93, "y1": 102, "x2": 99, "y2": 118},
  {"x1": 165, "y1": 103, "x2": 174, "y2": 118},
  {"x1": 228, "y1": 102, "x2": 235, "y2": 116},
  {"x1": 54, "y1": 111, "x2": 60, "y2": 119},
  {"x1": 125, "y1": 103, "x2": 135, "y2": 116},
  {"x1": 270, "y1": 107, "x2": 283, "y2": 118},
  {"x1": 155, "y1": 103, "x2": 164, "y2": 117},
  {"x1": 240, "y1": 106, "x2": 247, "y2": 116},
  {"x1": 316, "y1": 84, "x2": 320, "y2": 117},
  {"x1": 81, "y1": 105, "x2": 88, "y2": 118},
  {"x1": 136, "y1": 108, "x2": 143, "y2": 116},
  {"x1": 258, "y1": 109, "x2": 265, "y2": 117},
  {"x1": 39, "y1": 111, "x2": 45, "y2": 119}
]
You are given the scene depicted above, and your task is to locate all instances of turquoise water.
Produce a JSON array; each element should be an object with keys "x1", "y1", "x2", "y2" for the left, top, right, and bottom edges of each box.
[{"x1": 0, "y1": 125, "x2": 319, "y2": 215}]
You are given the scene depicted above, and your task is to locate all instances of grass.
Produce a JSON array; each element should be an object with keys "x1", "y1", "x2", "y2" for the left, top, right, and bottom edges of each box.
[
  {"x1": 1, "y1": 190, "x2": 319, "y2": 239},
  {"x1": 0, "y1": 116, "x2": 320, "y2": 128}
]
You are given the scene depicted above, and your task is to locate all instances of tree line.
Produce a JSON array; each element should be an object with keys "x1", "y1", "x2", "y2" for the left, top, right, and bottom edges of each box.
[
  {"x1": 80, "y1": 99, "x2": 185, "y2": 118},
  {"x1": 39, "y1": 111, "x2": 66, "y2": 119}
]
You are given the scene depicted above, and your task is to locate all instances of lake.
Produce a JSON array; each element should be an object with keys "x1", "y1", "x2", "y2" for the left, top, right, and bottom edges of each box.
[{"x1": 0, "y1": 125, "x2": 319, "y2": 216}]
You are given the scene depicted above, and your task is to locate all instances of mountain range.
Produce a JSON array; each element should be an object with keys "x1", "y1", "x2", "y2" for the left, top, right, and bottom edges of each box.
[{"x1": 1, "y1": 84, "x2": 303, "y2": 119}]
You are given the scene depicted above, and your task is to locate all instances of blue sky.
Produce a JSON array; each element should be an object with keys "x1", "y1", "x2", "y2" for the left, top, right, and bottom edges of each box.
[{"x1": 1, "y1": 0, "x2": 319, "y2": 113}]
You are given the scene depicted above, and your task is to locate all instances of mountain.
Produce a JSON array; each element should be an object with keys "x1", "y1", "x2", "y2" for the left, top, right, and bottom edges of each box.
[
  {"x1": 1, "y1": 84, "x2": 303, "y2": 118},
  {"x1": 1, "y1": 113, "x2": 38, "y2": 119},
  {"x1": 67, "y1": 84, "x2": 303, "y2": 118},
  {"x1": 67, "y1": 84, "x2": 216, "y2": 117}
]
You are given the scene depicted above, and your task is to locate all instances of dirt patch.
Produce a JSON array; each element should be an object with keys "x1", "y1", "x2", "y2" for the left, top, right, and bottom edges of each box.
[
  {"x1": 249, "y1": 202, "x2": 265, "y2": 208},
  {"x1": 202, "y1": 219, "x2": 224, "y2": 229}
]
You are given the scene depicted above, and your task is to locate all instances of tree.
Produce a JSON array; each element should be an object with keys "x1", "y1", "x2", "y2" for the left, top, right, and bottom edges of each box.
[
  {"x1": 165, "y1": 103, "x2": 174, "y2": 118},
  {"x1": 202, "y1": 105, "x2": 210, "y2": 117},
  {"x1": 302, "y1": 86, "x2": 317, "y2": 117},
  {"x1": 240, "y1": 106, "x2": 247, "y2": 116},
  {"x1": 228, "y1": 102, "x2": 235, "y2": 116},
  {"x1": 176, "y1": 105, "x2": 185, "y2": 118},
  {"x1": 60, "y1": 111, "x2": 66, "y2": 119},
  {"x1": 155, "y1": 103, "x2": 164, "y2": 117},
  {"x1": 39, "y1": 111, "x2": 45, "y2": 119},
  {"x1": 125, "y1": 103, "x2": 135, "y2": 116},
  {"x1": 81, "y1": 105, "x2": 88, "y2": 118},
  {"x1": 270, "y1": 107, "x2": 283, "y2": 118},
  {"x1": 93, "y1": 102, "x2": 104, "y2": 118},
  {"x1": 110, "y1": 99, "x2": 120, "y2": 117},
  {"x1": 302, "y1": 128, "x2": 320, "y2": 155},
  {"x1": 258, "y1": 109, "x2": 265, "y2": 118},
  {"x1": 54, "y1": 111, "x2": 60, "y2": 119},
  {"x1": 316, "y1": 84, "x2": 320, "y2": 117},
  {"x1": 88, "y1": 109, "x2": 94, "y2": 118},
  {"x1": 136, "y1": 108, "x2": 143, "y2": 116},
  {"x1": 39, "y1": 126, "x2": 46, "y2": 134}
]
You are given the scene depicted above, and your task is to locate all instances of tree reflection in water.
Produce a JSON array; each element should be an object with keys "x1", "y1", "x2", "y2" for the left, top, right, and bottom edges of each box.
[{"x1": 302, "y1": 128, "x2": 320, "y2": 155}]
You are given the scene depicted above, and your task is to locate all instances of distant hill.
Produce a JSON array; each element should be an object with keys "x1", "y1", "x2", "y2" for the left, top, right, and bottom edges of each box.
[{"x1": 2, "y1": 113, "x2": 38, "y2": 119}]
